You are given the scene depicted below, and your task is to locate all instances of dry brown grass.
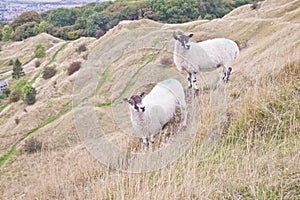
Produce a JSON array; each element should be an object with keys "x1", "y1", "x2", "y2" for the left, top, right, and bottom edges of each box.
[
  {"x1": 0, "y1": 0, "x2": 299, "y2": 199},
  {"x1": 1, "y1": 61, "x2": 298, "y2": 199}
]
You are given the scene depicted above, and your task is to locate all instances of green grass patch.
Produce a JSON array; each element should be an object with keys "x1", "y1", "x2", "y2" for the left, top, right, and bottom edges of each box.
[
  {"x1": 0, "y1": 147, "x2": 16, "y2": 167},
  {"x1": 21, "y1": 101, "x2": 71, "y2": 141},
  {"x1": 10, "y1": 78, "x2": 27, "y2": 91},
  {"x1": 0, "y1": 102, "x2": 8, "y2": 112},
  {"x1": 97, "y1": 101, "x2": 114, "y2": 107},
  {"x1": 46, "y1": 42, "x2": 69, "y2": 66},
  {"x1": 94, "y1": 66, "x2": 110, "y2": 96},
  {"x1": 119, "y1": 50, "x2": 161, "y2": 99}
]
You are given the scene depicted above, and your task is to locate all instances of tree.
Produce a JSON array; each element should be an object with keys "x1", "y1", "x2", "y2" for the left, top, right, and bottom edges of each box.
[
  {"x1": 93, "y1": 1, "x2": 114, "y2": 12},
  {"x1": 197, "y1": 0, "x2": 226, "y2": 19},
  {"x1": 149, "y1": 0, "x2": 200, "y2": 23},
  {"x1": 74, "y1": 18, "x2": 87, "y2": 30},
  {"x1": 46, "y1": 8, "x2": 80, "y2": 27},
  {"x1": 34, "y1": 21, "x2": 48, "y2": 34},
  {"x1": 120, "y1": 5, "x2": 139, "y2": 20},
  {"x1": 12, "y1": 59, "x2": 25, "y2": 79},
  {"x1": 95, "y1": 29, "x2": 105, "y2": 39},
  {"x1": 11, "y1": 11, "x2": 42, "y2": 29},
  {"x1": 82, "y1": 8, "x2": 94, "y2": 18},
  {"x1": 34, "y1": 44, "x2": 46, "y2": 58},
  {"x1": 86, "y1": 12, "x2": 113, "y2": 36},
  {"x1": 11, "y1": 21, "x2": 38, "y2": 41},
  {"x1": 1, "y1": 25, "x2": 13, "y2": 42},
  {"x1": 0, "y1": 22, "x2": 5, "y2": 40}
]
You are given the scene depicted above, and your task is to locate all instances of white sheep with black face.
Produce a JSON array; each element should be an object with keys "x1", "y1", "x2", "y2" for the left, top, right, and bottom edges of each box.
[
  {"x1": 123, "y1": 79, "x2": 188, "y2": 146},
  {"x1": 173, "y1": 32, "x2": 239, "y2": 96}
]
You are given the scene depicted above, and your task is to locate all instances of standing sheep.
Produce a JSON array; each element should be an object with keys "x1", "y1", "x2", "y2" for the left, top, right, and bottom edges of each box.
[
  {"x1": 173, "y1": 31, "x2": 239, "y2": 96},
  {"x1": 123, "y1": 79, "x2": 188, "y2": 146}
]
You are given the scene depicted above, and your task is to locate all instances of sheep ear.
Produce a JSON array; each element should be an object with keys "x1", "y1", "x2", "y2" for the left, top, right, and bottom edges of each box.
[
  {"x1": 188, "y1": 33, "x2": 194, "y2": 38},
  {"x1": 140, "y1": 92, "x2": 145, "y2": 97},
  {"x1": 173, "y1": 31, "x2": 179, "y2": 40}
]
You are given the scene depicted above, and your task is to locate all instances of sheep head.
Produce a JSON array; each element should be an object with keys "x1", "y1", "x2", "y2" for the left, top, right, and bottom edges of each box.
[
  {"x1": 123, "y1": 92, "x2": 145, "y2": 112},
  {"x1": 173, "y1": 31, "x2": 194, "y2": 50}
]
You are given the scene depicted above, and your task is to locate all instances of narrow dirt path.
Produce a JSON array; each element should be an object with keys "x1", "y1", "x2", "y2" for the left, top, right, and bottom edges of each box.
[{"x1": 0, "y1": 42, "x2": 66, "y2": 80}]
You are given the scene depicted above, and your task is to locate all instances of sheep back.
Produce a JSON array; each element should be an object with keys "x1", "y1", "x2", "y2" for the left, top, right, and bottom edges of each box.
[
  {"x1": 137, "y1": 79, "x2": 185, "y2": 137},
  {"x1": 198, "y1": 38, "x2": 239, "y2": 68}
]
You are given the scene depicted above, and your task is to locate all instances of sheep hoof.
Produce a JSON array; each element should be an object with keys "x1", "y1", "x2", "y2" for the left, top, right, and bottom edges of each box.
[
  {"x1": 143, "y1": 138, "x2": 149, "y2": 147},
  {"x1": 223, "y1": 76, "x2": 230, "y2": 83},
  {"x1": 150, "y1": 136, "x2": 155, "y2": 143},
  {"x1": 143, "y1": 142, "x2": 149, "y2": 148},
  {"x1": 181, "y1": 125, "x2": 187, "y2": 131},
  {"x1": 194, "y1": 89, "x2": 199, "y2": 97},
  {"x1": 222, "y1": 67, "x2": 232, "y2": 82}
]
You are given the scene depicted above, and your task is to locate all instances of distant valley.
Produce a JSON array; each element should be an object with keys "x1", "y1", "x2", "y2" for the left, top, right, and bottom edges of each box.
[{"x1": 0, "y1": 0, "x2": 104, "y2": 22}]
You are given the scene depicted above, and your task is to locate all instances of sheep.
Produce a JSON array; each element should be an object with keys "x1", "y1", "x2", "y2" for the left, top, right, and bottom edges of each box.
[
  {"x1": 173, "y1": 31, "x2": 239, "y2": 96},
  {"x1": 123, "y1": 79, "x2": 188, "y2": 146}
]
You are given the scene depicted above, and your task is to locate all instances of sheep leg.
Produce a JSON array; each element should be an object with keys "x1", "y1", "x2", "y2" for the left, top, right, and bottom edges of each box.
[
  {"x1": 150, "y1": 135, "x2": 156, "y2": 143},
  {"x1": 187, "y1": 72, "x2": 192, "y2": 88},
  {"x1": 221, "y1": 66, "x2": 232, "y2": 82},
  {"x1": 192, "y1": 72, "x2": 199, "y2": 96},
  {"x1": 181, "y1": 106, "x2": 188, "y2": 130},
  {"x1": 142, "y1": 137, "x2": 149, "y2": 147},
  {"x1": 182, "y1": 106, "x2": 188, "y2": 128}
]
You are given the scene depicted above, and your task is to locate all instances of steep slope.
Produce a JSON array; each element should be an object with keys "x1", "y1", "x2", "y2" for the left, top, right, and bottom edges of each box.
[{"x1": 0, "y1": 0, "x2": 299, "y2": 198}]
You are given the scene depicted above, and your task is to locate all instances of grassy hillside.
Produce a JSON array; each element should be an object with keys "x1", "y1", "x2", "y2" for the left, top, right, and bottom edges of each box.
[{"x1": 0, "y1": 0, "x2": 299, "y2": 198}]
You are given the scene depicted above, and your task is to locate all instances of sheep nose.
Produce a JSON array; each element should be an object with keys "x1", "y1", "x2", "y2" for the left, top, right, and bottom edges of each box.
[{"x1": 141, "y1": 106, "x2": 145, "y2": 112}]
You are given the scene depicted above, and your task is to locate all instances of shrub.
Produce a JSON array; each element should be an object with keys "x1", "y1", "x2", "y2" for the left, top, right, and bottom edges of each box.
[
  {"x1": 83, "y1": 53, "x2": 88, "y2": 60},
  {"x1": 0, "y1": 94, "x2": 5, "y2": 99},
  {"x1": 42, "y1": 66, "x2": 57, "y2": 79},
  {"x1": 9, "y1": 59, "x2": 14, "y2": 65},
  {"x1": 76, "y1": 44, "x2": 87, "y2": 53},
  {"x1": 35, "y1": 60, "x2": 41, "y2": 68},
  {"x1": 23, "y1": 91, "x2": 36, "y2": 105},
  {"x1": 95, "y1": 29, "x2": 105, "y2": 39},
  {"x1": 24, "y1": 137, "x2": 42, "y2": 153},
  {"x1": 68, "y1": 61, "x2": 81, "y2": 75},
  {"x1": 251, "y1": 2, "x2": 259, "y2": 10},
  {"x1": 15, "y1": 118, "x2": 20, "y2": 125},
  {"x1": 34, "y1": 44, "x2": 46, "y2": 58},
  {"x1": 11, "y1": 21, "x2": 38, "y2": 41},
  {"x1": 3, "y1": 87, "x2": 11, "y2": 97},
  {"x1": 160, "y1": 56, "x2": 173, "y2": 66},
  {"x1": 9, "y1": 90, "x2": 22, "y2": 102},
  {"x1": 22, "y1": 83, "x2": 36, "y2": 105},
  {"x1": 1, "y1": 25, "x2": 13, "y2": 42}
]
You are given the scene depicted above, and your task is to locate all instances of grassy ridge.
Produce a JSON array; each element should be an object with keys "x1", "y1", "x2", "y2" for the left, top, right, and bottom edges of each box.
[
  {"x1": 95, "y1": 61, "x2": 300, "y2": 199},
  {"x1": 0, "y1": 101, "x2": 72, "y2": 167},
  {"x1": 30, "y1": 42, "x2": 69, "y2": 84}
]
